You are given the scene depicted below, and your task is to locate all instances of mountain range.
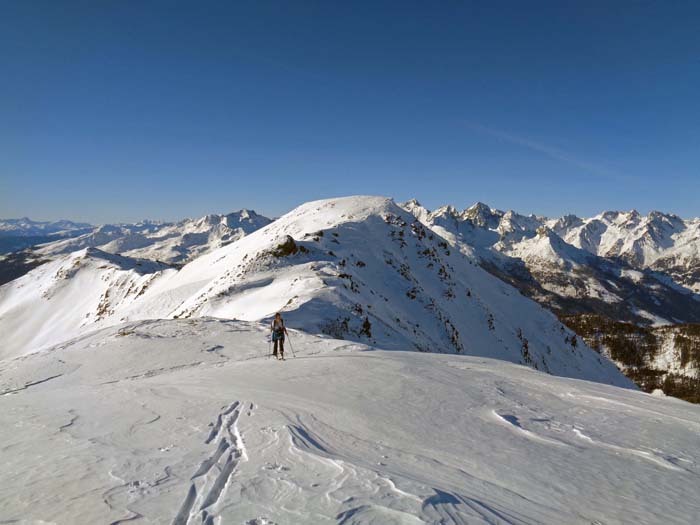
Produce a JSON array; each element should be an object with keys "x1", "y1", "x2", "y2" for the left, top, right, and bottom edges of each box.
[
  {"x1": 0, "y1": 197, "x2": 627, "y2": 388},
  {"x1": 402, "y1": 200, "x2": 700, "y2": 320},
  {"x1": 0, "y1": 217, "x2": 93, "y2": 254},
  {"x1": 1, "y1": 197, "x2": 699, "y2": 401},
  {"x1": 0, "y1": 210, "x2": 271, "y2": 285}
]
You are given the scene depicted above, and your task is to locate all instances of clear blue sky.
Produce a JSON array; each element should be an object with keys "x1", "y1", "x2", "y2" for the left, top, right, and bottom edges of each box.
[{"x1": 1, "y1": 1, "x2": 698, "y2": 223}]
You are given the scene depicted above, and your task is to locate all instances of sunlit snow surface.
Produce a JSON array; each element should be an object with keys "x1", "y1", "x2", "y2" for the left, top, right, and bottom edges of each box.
[{"x1": 2, "y1": 318, "x2": 698, "y2": 524}]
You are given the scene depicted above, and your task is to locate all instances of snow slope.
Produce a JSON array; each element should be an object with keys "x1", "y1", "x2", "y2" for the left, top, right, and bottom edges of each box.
[
  {"x1": 0, "y1": 196, "x2": 631, "y2": 387},
  {"x1": 1, "y1": 318, "x2": 698, "y2": 524},
  {"x1": 0, "y1": 248, "x2": 174, "y2": 355}
]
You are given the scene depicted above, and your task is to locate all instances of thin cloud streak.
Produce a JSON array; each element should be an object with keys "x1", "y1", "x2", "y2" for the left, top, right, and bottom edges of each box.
[{"x1": 465, "y1": 122, "x2": 630, "y2": 181}]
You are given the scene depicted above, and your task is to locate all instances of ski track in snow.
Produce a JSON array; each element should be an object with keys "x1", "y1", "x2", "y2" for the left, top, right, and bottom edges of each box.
[{"x1": 173, "y1": 401, "x2": 248, "y2": 525}]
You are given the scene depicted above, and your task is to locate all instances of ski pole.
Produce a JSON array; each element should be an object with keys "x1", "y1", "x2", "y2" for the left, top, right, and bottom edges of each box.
[
  {"x1": 287, "y1": 332, "x2": 297, "y2": 358},
  {"x1": 268, "y1": 335, "x2": 272, "y2": 359}
]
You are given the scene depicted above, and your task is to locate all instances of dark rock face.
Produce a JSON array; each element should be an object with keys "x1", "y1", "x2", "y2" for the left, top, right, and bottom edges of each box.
[{"x1": 272, "y1": 236, "x2": 300, "y2": 257}]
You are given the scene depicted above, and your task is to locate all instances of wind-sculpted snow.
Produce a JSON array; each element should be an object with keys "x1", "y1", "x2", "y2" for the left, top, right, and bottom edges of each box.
[
  {"x1": 0, "y1": 196, "x2": 631, "y2": 388},
  {"x1": 0, "y1": 319, "x2": 698, "y2": 524}
]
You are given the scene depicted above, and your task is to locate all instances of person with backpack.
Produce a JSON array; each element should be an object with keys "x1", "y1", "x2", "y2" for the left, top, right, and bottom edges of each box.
[{"x1": 271, "y1": 312, "x2": 289, "y2": 360}]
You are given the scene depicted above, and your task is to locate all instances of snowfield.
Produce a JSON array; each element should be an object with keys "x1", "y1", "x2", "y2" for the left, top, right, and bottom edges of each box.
[{"x1": 1, "y1": 318, "x2": 699, "y2": 524}]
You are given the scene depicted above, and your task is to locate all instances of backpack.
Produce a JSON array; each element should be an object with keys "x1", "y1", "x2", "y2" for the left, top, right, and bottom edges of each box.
[{"x1": 272, "y1": 319, "x2": 284, "y2": 341}]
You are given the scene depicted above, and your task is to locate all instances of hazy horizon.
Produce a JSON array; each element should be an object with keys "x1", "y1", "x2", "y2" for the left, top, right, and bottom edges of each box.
[{"x1": 2, "y1": 194, "x2": 698, "y2": 226}]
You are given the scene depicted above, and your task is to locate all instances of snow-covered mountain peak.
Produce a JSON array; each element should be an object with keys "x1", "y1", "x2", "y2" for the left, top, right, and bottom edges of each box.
[
  {"x1": 400, "y1": 198, "x2": 423, "y2": 209},
  {"x1": 463, "y1": 201, "x2": 504, "y2": 229},
  {"x1": 596, "y1": 210, "x2": 639, "y2": 226},
  {"x1": 509, "y1": 227, "x2": 592, "y2": 268},
  {"x1": 399, "y1": 198, "x2": 431, "y2": 223},
  {"x1": 273, "y1": 195, "x2": 401, "y2": 234},
  {"x1": 466, "y1": 201, "x2": 492, "y2": 212},
  {"x1": 550, "y1": 213, "x2": 583, "y2": 233},
  {"x1": 431, "y1": 204, "x2": 460, "y2": 217},
  {"x1": 646, "y1": 210, "x2": 686, "y2": 233},
  {"x1": 231, "y1": 208, "x2": 259, "y2": 221},
  {"x1": 193, "y1": 213, "x2": 225, "y2": 228},
  {"x1": 496, "y1": 210, "x2": 542, "y2": 242}
]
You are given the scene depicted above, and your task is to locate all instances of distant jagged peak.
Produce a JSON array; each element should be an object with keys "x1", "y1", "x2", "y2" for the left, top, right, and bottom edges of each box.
[
  {"x1": 465, "y1": 201, "x2": 502, "y2": 215},
  {"x1": 463, "y1": 201, "x2": 504, "y2": 229},
  {"x1": 551, "y1": 213, "x2": 583, "y2": 232},
  {"x1": 233, "y1": 208, "x2": 259, "y2": 220},
  {"x1": 192, "y1": 213, "x2": 225, "y2": 227},
  {"x1": 534, "y1": 226, "x2": 576, "y2": 250},
  {"x1": 431, "y1": 204, "x2": 460, "y2": 218},
  {"x1": 400, "y1": 198, "x2": 424, "y2": 210},
  {"x1": 585, "y1": 208, "x2": 687, "y2": 236},
  {"x1": 646, "y1": 210, "x2": 685, "y2": 229},
  {"x1": 180, "y1": 209, "x2": 271, "y2": 231},
  {"x1": 399, "y1": 198, "x2": 432, "y2": 224},
  {"x1": 222, "y1": 209, "x2": 272, "y2": 228},
  {"x1": 498, "y1": 209, "x2": 542, "y2": 234},
  {"x1": 595, "y1": 209, "x2": 642, "y2": 225}
]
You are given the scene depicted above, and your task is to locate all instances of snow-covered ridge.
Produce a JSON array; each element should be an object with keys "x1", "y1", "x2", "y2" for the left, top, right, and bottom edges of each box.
[
  {"x1": 0, "y1": 217, "x2": 93, "y2": 236},
  {"x1": 0, "y1": 248, "x2": 175, "y2": 355},
  {"x1": 31, "y1": 209, "x2": 272, "y2": 264},
  {"x1": 0, "y1": 196, "x2": 631, "y2": 388}
]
